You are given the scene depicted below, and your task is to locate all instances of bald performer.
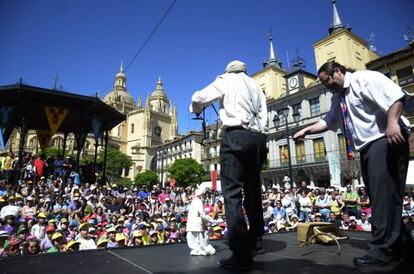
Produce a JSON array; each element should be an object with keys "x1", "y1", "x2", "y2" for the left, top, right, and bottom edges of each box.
[{"x1": 190, "y1": 60, "x2": 268, "y2": 270}]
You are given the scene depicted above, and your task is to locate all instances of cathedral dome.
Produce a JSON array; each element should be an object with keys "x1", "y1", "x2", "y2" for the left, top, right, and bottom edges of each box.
[
  {"x1": 103, "y1": 62, "x2": 135, "y2": 112},
  {"x1": 103, "y1": 89, "x2": 135, "y2": 107},
  {"x1": 150, "y1": 78, "x2": 168, "y2": 99}
]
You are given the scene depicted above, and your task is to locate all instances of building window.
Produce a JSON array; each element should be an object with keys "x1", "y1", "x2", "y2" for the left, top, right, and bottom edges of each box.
[
  {"x1": 131, "y1": 123, "x2": 134, "y2": 134},
  {"x1": 337, "y1": 134, "x2": 347, "y2": 157},
  {"x1": 295, "y1": 141, "x2": 305, "y2": 163},
  {"x1": 29, "y1": 137, "x2": 37, "y2": 148},
  {"x1": 309, "y1": 97, "x2": 320, "y2": 117},
  {"x1": 313, "y1": 138, "x2": 326, "y2": 161},
  {"x1": 396, "y1": 65, "x2": 414, "y2": 86},
  {"x1": 405, "y1": 96, "x2": 414, "y2": 113},
  {"x1": 279, "y1": 145, "x2": 289, "y2": 166},
  {"x1": 277, "y1": 109, "x2": 287, "y2": 125},
  {"x1": 292, "y1": 103, "x2": 302, "y2": 120}
]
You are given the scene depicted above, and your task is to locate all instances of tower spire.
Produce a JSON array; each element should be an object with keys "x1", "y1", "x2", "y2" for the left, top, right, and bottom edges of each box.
[
  {"x1": 368, "y1": 32, "x2": 377, "y2": 52},
  {"x1": 403, "y1": 25, "x2": 413, "y2": 44},
  {"x1": 263, "y1": 29, "x2": 282, "y2": 69},
  {"x1": 114, "y1": 61, "x2": 127, "y2": 89},
  {"x1": 329, "y1": 0, "x2": 350, "y2": 35}
]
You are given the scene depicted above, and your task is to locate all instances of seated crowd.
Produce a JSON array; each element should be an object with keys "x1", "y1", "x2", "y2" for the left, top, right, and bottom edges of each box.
[{"x1": 0, "y1": 154, "x2": 413, "y2": 258}]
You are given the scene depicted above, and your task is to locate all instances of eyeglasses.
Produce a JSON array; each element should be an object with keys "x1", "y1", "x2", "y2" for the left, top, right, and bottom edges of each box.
[{"x1": 320, "y1": 72, "x2": 334, "y2": 86}]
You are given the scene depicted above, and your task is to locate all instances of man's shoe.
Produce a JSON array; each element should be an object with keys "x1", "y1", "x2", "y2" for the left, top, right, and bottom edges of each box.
[
  {"x1": 353, "y1": 255, "x2": 389, "y2": 267},
  {"x1": 217, "y1": 254, "x2": 253, "y2": 270},
  {"x1": 253, "y1": 237, "x2": 264, "y2": 255}
]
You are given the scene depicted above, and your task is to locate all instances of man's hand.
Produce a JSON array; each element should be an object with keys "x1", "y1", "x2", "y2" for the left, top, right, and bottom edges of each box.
[
  {"x1": 386, "y1": 121, "x2": 405, "y2": 145},
  {"x1": 293, "y1": 129, "x2": 307, "y2": 142}
]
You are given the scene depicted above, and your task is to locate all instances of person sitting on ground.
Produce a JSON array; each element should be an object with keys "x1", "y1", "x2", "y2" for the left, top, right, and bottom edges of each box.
[
  {"x1": 315, "y1": 188, "x2": 332, "y2": 221},
  {"x1": 77, "y1": 223, "x2": 96, "y2": 250},
  {"x1": 268, "y1": 221, "x2": 277, "y2": 234},
  {"x1": 47, "y1": 232, "x2": 66, "y2": 253},
  {"x1": 106, "y1": 227, "x2": 118, "y2": 249}
]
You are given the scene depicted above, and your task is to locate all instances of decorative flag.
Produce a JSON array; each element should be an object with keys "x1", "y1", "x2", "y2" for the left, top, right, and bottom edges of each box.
[
  {"x1": 0, "y1": 106, "x2": 14, "y2": 146},
  {"x1": 91, "y1": 117, "x2": 102, "y2": 142},
  {"x1": 74, "y1": 131, "x2": 87, "y2": 153},
  {"x1": 211, "y1": 170, "x2": 217, "y2": 191},
  {"x1": 0, "y1": 128, "x2": 6, "y2": 149},
  {"x1": 44, "y1": 106, "x2": 68, "y2": 135},
  {"x1": 0, "y1": 106, "x2": 13, "y2": 128},
  {"x1": 36, "y1": 129, "x2": 52, "y2": 151},
  {"x1": 281, "y1": 146, "x2": 289, "y2": 160}
]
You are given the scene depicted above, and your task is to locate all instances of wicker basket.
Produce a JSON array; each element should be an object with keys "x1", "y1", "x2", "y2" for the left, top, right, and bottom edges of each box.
[{"x1": 297, "y1": 222, "x2": 348, "y2": 245}]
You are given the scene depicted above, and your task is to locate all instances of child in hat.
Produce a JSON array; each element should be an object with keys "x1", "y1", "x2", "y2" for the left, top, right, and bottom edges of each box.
[{"x1": 186, "y1": 185, "x2": 215, "y2": 256}]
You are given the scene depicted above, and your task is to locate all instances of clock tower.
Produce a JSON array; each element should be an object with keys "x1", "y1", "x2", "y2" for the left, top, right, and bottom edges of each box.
[{"x1": 284, "y1": 55, "x2": 317, "y2": 94}]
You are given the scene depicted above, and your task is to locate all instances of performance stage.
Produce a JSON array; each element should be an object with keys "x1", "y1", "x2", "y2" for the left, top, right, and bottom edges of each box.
[{"x1": 0, "y1": 231, "x2": 409, "y2": 274}]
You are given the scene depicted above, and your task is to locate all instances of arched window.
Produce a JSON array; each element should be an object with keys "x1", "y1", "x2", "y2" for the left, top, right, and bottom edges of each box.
[
  {"x1": 131, "y1": 123, "x2": 134, "y2": 134},
  {"x1": 29, "y1": 136, "x2": 37, "y2": 148}
]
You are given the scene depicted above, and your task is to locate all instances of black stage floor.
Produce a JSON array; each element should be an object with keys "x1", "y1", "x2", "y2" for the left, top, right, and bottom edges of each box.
[{"x1": 0, "y1": 231, "x2": 410, "y2": 274}]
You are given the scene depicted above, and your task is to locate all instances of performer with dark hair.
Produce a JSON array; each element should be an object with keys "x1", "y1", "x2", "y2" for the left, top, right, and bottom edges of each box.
[{"x1": 294, "y1": 61, "x2": 410, "y2": 267}]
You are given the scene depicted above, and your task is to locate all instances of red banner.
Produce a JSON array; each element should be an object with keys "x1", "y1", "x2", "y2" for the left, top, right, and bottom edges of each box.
[{"x1": 211, "y1": 170, "x2": 217, "y2": 190}]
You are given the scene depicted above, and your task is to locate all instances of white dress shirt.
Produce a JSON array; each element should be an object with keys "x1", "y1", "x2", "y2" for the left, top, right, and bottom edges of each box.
[
  {"x1": 320, "y1": 70, "x2": 410, "y2": 151},
  {"x1": 190, "y1": 72, "x2": 268, "y2": 133}
]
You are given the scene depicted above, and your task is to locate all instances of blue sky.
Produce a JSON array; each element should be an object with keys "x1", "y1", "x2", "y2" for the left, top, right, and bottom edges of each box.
[{"x1": 1, "y1": 0, "x2": 413, "y2": 133}]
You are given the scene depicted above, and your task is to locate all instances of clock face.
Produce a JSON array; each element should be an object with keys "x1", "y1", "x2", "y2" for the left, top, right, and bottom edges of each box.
[
  {"x1": 154, "y1": 126, "x2": 162, "y2": 136},
  {"x1": 289, "y1": 77, "x2": 298, "y2": 88}
]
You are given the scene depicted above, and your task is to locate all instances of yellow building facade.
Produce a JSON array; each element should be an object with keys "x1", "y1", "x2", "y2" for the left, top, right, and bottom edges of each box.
[{"x1": 313, "y1": 29, "x2": 379, "y2": 71}]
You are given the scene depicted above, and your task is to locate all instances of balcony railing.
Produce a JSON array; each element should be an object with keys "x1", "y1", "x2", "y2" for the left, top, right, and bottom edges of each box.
[
  {"x1": 201, "y1": 152, "x2": 219, "y2": 160},
  {"x1": 268, "y1": 149, "x2": 359, "y2": 169},
  {"x1": 399, "y1": 75, "x2": 414, "y2": 87}
]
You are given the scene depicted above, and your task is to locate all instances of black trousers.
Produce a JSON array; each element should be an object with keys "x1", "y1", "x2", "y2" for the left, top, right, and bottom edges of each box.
[
  {"x1": 360, "y1": 137, "x2": 409, "y2": 262},
  {"x1": 220, "y1": 128, "x2": 267, "y2": 257}
]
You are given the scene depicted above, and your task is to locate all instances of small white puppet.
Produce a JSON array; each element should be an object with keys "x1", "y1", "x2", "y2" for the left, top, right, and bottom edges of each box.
[{"x1": 186, "y1": 186, "x2": 216, "y2": 256}]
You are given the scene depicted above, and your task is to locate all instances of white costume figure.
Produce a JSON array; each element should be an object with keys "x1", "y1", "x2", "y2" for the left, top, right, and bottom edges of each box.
[{"x1": 186, "y1": 186, "x2": 216, "y2": 256}]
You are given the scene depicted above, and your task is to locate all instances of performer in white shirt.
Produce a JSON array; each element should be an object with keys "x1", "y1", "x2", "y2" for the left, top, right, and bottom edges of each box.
[{"x1": 190, "y1": 60, "x2": 268, "y2": 270}]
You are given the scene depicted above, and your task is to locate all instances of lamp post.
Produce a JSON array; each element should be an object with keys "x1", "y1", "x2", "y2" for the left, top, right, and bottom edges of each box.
[
  {"x1": 158, "y1": 148, "x2": 167, "y2": 188},
  {"x1": 273, "y1": 107, "x2": 300, "y2": 182}
]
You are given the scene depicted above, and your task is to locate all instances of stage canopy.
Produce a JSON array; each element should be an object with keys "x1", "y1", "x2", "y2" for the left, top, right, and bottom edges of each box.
[
  {"x1": 0, "y1": 83, "x2": 125, "y2": 134},
  {"x1": 0, "y1": 82, "x2": 126, "y2": 179}
]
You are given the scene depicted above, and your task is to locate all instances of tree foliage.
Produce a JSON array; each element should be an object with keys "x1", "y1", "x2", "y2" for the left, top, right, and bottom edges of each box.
[
  {"x1": 168, "y1": 158, "x2": 205, "y2": 188},
  {"x1": 37, "y1": 147, "x2": 62, "y2": 158},
  {"x1": 135, "y1": 170, "x2": 158, "y2": 188},
  {"x1": 97, "y1": 148, "x2": 133, "y2": 181}
]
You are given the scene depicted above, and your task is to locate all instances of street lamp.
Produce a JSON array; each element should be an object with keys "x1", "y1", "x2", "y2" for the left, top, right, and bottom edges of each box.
[
  {"x1": 158, "y1": 148, "x2": 167, "y2": 188},
  {"x1": 273, "y1": 107, "x2": 300, "y2": 183}
]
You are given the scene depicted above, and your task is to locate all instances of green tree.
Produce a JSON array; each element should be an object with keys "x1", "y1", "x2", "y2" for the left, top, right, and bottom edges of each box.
[
  {"x1": 168, "y1": 158, "x2": 205, "y2": 188},
  {"x1": 135, "y1": 170, "x2": 158, "y2": 188},
  {"x1": 262, "y1": 158, "x2": 269, "y2": 170},
  {"x1": 38, "y1": 147, "x2": 62, "y2": 158},
  {"x1": 79, "y1": 155, "x2": 95, "y2": 166},
  {"x1": 97, "y1": 148, "x2": 133, "y2": 182}
]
